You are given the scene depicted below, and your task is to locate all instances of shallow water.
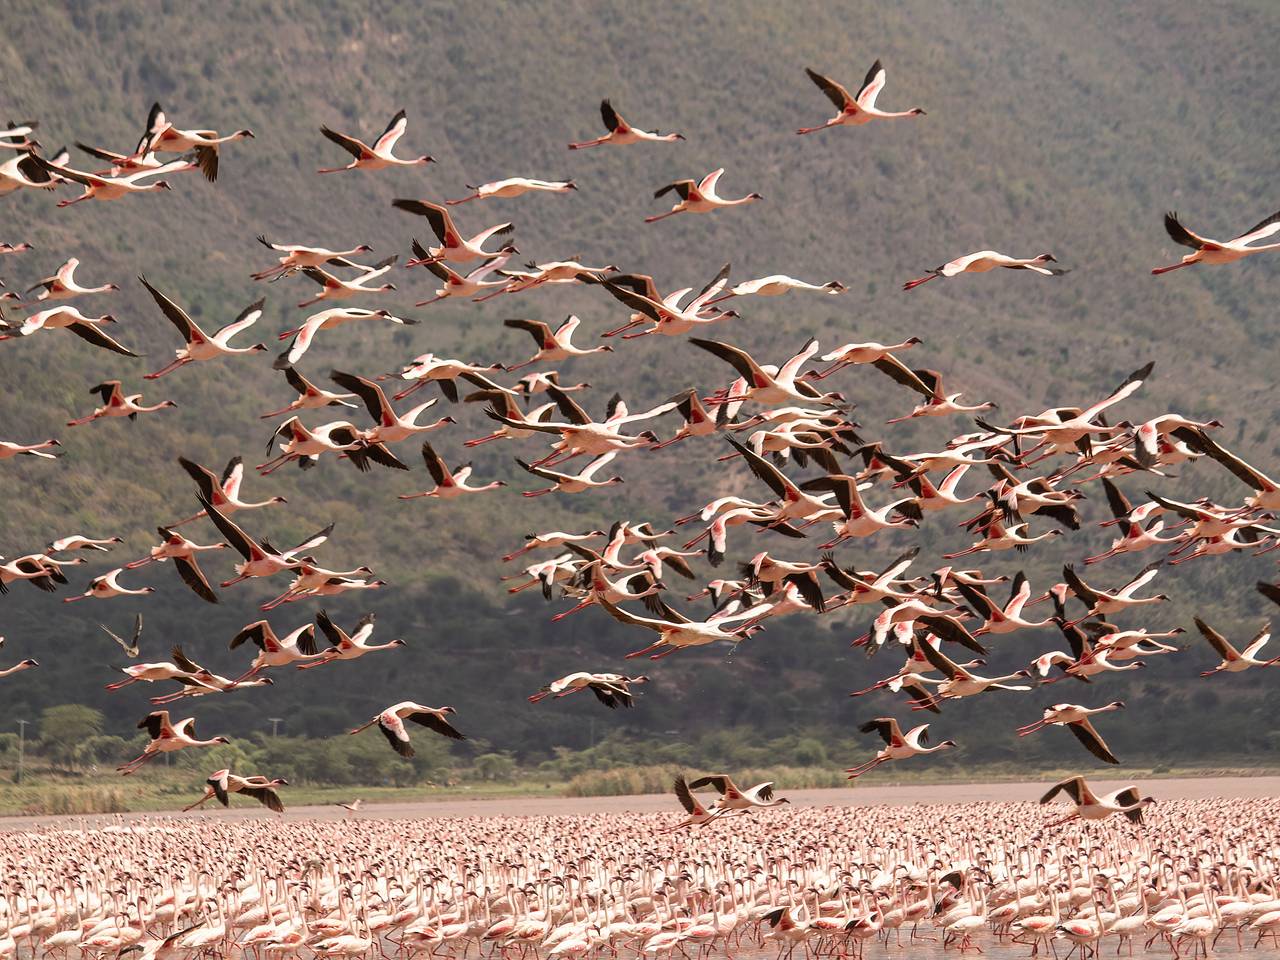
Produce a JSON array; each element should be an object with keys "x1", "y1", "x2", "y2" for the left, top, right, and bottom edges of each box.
[{"x1": 4, "y1": 775, "x2": 1278, "y2": 828}]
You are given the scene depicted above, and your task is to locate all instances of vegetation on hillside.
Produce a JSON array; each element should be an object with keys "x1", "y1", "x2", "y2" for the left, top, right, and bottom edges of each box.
[{"x1": 1, "y1": 1, "x2": 1279, "y2": 796}]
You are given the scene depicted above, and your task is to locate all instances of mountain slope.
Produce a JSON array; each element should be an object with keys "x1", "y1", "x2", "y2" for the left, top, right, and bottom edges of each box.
[{"x1": 1, "y1": 0, "x2": 1278, "y2": 771}]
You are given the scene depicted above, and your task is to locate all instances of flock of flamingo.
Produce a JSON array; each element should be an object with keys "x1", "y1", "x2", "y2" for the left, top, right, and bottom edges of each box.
[{"x1": 2, "y1": 53, "x2": 1280, "y2": 959}]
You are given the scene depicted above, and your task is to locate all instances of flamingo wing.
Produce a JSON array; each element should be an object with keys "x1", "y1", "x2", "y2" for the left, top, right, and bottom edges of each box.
[
  {"x1": 1234, "y1": 208, "x2": 1280, "y2": 245},
  {"x1": 804, "y1": 68, "x2": 855, "y2": 110},
  {"x1": 373, "y1": 109, "x2": 408, "y2": 152},
  {"x1": 1163, "y1": 211, "x2": 1217, "y2": 250},
  {"x1": 856, "y1": 59, "x2": 887, "y2": 108},
  {"x1": 67, "y1": 323, "x2": 139, "y2": 357},
  {"x1": 406, "y1": 709, "x2": 467, "y2": 740},
  {"x1": 377, "y1": 712, "x2": 415, "y2": 757},
  {"x1": 320, "y1": 125, "x2": 372, "y2": 160}
]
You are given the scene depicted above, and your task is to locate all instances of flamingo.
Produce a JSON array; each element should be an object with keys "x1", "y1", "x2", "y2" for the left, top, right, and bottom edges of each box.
[
  {"x1": 275, "y1": 306, "x2": 416, "y2": 367},
  {"x1": 709, "y1": 274, "x2": 845, "y2": 304},
  {"x1": 138, "y1": 276, "x2": 267, "y2": 378},
  {"x1": 527, "y1": 672, "x2": 650, "y2": 707},
  {"x1": 123, "y1": 525, "x2": 226, "y2": 602},
  {"x1": 24, "y1": 257, "x2": 120, "y2": 301},
  {"x1": 597, "y1": 596, "x2": 761, "y2": 660},
  {"x1": 502, "y1": 529, "x2": 607, "y2": 563},
  {"x1": 0, "y1": 120, "x2": 38, "y2": 150},
  {"x1": 810, "y1": 337, "x2": 922, "y2": 379},
  {"x1": 329, "y1": 369, "x2": 455, "y2": 445},
  {"x1": 446, "y1": 176, "x2": 576, "y2": 204},
  {"x1": 1015, "y1": 701, "x2": 1126, "y2": 764},
  {"x1": 1192, "y1": 618, "x2": 1279, "y2": 676},
  {"x1": 472, "y1": 255, "x2": 615, "y2": 301},
  {"x1": 1039, "y1": 776, "x2": 1154, "y2": 826},
  {"x1": 568, "y1": 100, "x2": 684, "y2": 149},
  {"x1": 807, "y1": 473, "x2": 920, "y2": 547},
  {"x1": 691, "y1": 337, "x2": 843, "y2": 407},
  {"x1": 503, "y1": 315, "x2": 614, "y2": 369},
  {"x1": 391, "y1": 198, "x2": 518, "y2": 263},
  {"x1": 1152, "y1": 209, "x2": 1280, "y2": 274},
  {"x1": 517, "y1": 451, "x2": 625, "y2": 496},
  {"x1": 687, "y1": 773, "x2": 789, "y2": 813},
  {"x1": 0, "y1": 437, "x2": 60, "y2": 460},
  {"x1": 117, "y1": 710, "x2": 230, "y2": 774},
  {"x1": 390, "y1": 352, "x2": 505, "y2": 402},
  {"x1": 260, "y1": 365, "x2": 360, "y2": 419},
  {"x1": 845, "y1": 717, "x2": 956, "y2": 778},
  {"x1": 294, "y1": 257, "x2": 397, "y2": 308},
  {"x1": 592, "y1": 264, "x2": 736, "y2": 339},
  {"x1": 797, "y1": 60, "x2": 926, "y2": 134},
  {"x1": 317, "y1": 110, "x2": 433, "y2": 173},
  {"x1": 228, "y1": 619, "x2": 322, "y2": 680},
  {"x1": 13, "y1": 304, "x2": 138, "y2": 356},
  {"x1": 182, "y1": 769, "x2": 288, "y2": 812},
  {"x1": 398, "y1": 441, "x2": 506, "y2": 500},
  {"x1": 198, "y1": 495, "x2": 331, "y2": 586},
  {"x1": 136, "y1": 102, "x2": 254, "y2": 180},
  {"x1": 35, "y1": 154, "x2": 195, "y2": 205},
  {"x1": 408, "y1": 246, "x2": 511, "y2": 304},
  {"x1": 251, "y1": 235, "x2": 374, "y2": 281},
  {"x1": 170, "y1": 455, "x2": 287, "y2": 526},
  {"x1": 0, "y1": 657, "x2": 38, "y2": 679},
  {"x1": 903, "y1": 251, "x2": 1067, "y2": 291},
  {"x1": 464, "y1": 390, "x2": 559, "y2": 446},
  {"x1": 0, "y1": 150, "x2": 60, "y2": 197},
  {"x1": 63, "y1": 567, "x2": 155, "y2": 603},
  {"x1": 908, "y1": 636, "x2": 1033, "y2": 710},
  {"x1": 348, "y1": 702, "x2": 465, "y2": 756},
  {"x1": 66, "y1": 381, "x2": 176, "y2": 427},
  {"x1": 297, "y1": 609, "x2": 406, "y2": 670},
  {"x1": 646, "y1": 169, "x2": 762, "y2": 223},
  {"x1": 952, "y1": 571, "x2": 1054, "y2": 636}
]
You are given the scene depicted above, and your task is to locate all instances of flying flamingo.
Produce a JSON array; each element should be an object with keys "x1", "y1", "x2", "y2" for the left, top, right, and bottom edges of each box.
[
  {"x1": 797, "y1": 60, "x2": 926, "y2": 134},
  {"x1": 117, "y1": 711, "x2": 230, "y2": 775},
  {"x1": 1153, "y1": 209, "x2": 1280, "y2": 274},
  {"x1": 646, "y1": 169, "x2": 761, "y2": 223},
  {"x1": 568, "y1": 100, "x2": 685, "y2": 149},
  {"x1": 317, "y1": 110, "x2": 433, "y2": 173}
]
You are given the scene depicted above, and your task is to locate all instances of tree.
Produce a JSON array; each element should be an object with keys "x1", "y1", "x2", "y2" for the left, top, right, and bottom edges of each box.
[
  {"x1": 474, "y1": 753, "x2": 516, "y2": 782},
  {"x1": 38, "y1": 705, "x2": 105, "y2": 771}
]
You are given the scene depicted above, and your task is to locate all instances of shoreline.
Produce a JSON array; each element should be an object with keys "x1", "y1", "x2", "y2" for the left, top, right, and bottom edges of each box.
[{"x1": 2, "y1": 774, "x2": 1276, "y2": 830}]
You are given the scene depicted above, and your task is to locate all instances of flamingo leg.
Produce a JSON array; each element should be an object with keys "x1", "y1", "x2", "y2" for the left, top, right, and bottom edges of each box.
[
  {"x1": 901, "y1": 273, "x2": 938, "y2": 291},
  {"x1": 1150, "y1": 261, "x2": 1195, "y2": 275}
]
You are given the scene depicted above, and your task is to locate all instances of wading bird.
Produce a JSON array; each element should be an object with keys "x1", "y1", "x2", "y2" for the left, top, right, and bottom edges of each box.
[
  {"x1": 646, "y1": 169, "x2": 762, "y2": 223},
  {"x1": 1039, "y1": 775, "x2": 1154, "y2": 826},
  {"x1": 138, "y1": 276, "x2": 267, "y2": 378},
  {"x1": 318, "y1": 110, "x2": 433, "y2": 173},
  {"x1": 1016, "y1": 702, "x2": 1125, "y2": 764},
  {"x1": 797, "y1": 60, "x2": 926, "y2": 134},
  {"x1": 846, "y1": 717, "x2": 956, "y2": 778},
  {"x1": 118, "y1": 711, "x2": 230, "y2": 774},
  {"x1": 348, "y1": 702, "x2": 465, "y2": 756},
  {"x1": 903, "y1": 251, "x2": 1067, "y2": 291},
  {"x1": 182, "y1": 769, "x2": 288, "y2": 813},
  {"x1": 568, "y1": 100, "x2": 685, "y2": 149},
  {"x1": 1153, "y1": 209, "x2": 1280, "y2": 274}
]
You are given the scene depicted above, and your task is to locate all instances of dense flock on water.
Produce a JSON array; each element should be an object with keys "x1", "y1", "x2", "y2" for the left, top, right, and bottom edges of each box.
[
  {"x1": 2, "y1": 37, "x2": 1280, "y2": 960},
  {"x1": 5, "y1": 799, "x2": 1280, "y2": 958}
]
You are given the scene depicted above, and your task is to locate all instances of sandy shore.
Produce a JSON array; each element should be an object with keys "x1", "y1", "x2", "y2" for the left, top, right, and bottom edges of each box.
[{"x1": 1, "y1": 775, "x2": 1275, "y2": 831}]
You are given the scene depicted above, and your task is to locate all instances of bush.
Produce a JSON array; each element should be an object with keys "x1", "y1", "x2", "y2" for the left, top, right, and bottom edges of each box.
[
  {"x1": 38, "y1": 705, "x2": 105, "y2": 771},
  {"x1": 473, "y1": 753, "x2": 516, "y2": 782}
]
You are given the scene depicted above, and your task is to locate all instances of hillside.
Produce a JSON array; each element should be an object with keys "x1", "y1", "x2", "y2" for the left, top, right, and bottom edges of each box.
[{"x1": 1, "y1": 0, "x2": 1279, "y2": 777}]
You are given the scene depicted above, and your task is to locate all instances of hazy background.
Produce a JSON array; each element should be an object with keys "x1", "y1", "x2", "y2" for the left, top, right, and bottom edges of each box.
[{"x1": 2, "y1": 0, "x2": 1278, "y2": 783}]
